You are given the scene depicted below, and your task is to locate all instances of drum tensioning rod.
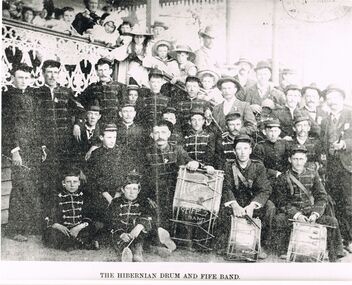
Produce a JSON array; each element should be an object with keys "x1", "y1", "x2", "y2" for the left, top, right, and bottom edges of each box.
[
  {"x1": 288, "y1": 219, "x2": 336, "y2": 229},
  {"x1": 244, "y1": 214, "x2": 261, "y2": 229},
  {"x1": 169, "y1": 219, "x2": 215, "y2": 238}
]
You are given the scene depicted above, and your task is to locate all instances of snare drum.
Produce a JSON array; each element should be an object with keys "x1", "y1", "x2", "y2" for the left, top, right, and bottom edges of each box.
[
  {"x1": 287, "y1": 222, "x2": 328, "y2": 262},
  {"x1": 170, "y1": 166, "x2": 224, "y2": 250},
  {"x1": 226, "y1": 216, "x2": 262, "y2": 262}
]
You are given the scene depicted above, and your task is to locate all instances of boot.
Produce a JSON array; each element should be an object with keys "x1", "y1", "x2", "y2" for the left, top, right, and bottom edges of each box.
[
  {"x1": 132, "y1": 242, "x2": 144, "y2": 262},
  {"x1": 158, "y1": 227, "x2": 176, "y2": 252}
]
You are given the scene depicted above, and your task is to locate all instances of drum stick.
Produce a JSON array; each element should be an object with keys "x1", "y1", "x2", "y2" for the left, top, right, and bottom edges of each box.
[
  {"x1": 2, "y1": 154, "x2": 31, "y2": 170},
  {"x1": 244, "y1": 214, "x2": 260, "y2": 229},
  {"x1": 288, "y1": 219, "x2": 336, "y2": 229}
]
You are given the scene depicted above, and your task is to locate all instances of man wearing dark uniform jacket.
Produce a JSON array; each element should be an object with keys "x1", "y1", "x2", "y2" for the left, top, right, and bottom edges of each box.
[
  {"x1": 272, "y1": 84, "x2": 305, "y2": 140},
  {"x1": 139, "y1": 69, "x2": 171, "y2": 128},
  {"x1": 252, "y1": 119, "x2": 290, "y2": 181},
  {"x1": 320, "y1": 84, "x2": 352, "y2": 253},
  {"x1": 218, "y1": 134, "x2": 275, "y2": 259},
  {"x1": 36, "y1": 60, "x2": 78, "y2": 190},
  {"x1": 76, "y1": 57, "x2": 124, "y2": 126},
  {"x1": 143, "y1": 120, "x2": 202, "y2": 232},
  {"x1": 272, "y1": 144, "x2": 344, "y2": 261},
  {"x1": 2, "y1": 64, "x2": 43, "y2": 241},
  {"x1": 176, "y1": 76, "x2": 212, "y2": 132},
  {"x1": 115, "y1": 100, "x2": 146, "y2": 157},
  {"x1": 87, "y1": 124, "x2": 139, "y2": 225},
  {"x1": 289, "y1": 115, "x2": 324, "y2": 173},
  {"x1": 183, "y1": 106, "x2": 215, "y2": 168},
  {"x1": 215, "y1": 112, "x2": 243, "y2": 170}
]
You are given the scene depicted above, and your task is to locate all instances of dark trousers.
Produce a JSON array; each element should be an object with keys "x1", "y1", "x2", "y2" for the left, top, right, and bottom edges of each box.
[
  {"x1": 273, "y1": 213, "x2": 344, "y2": 261},
  {"x1": 43, "y1": 222, "x2": 101, "y2": 250},
  {"x1": 6, "y1": 166, "x2": 43, "y2": 236},
  {"x1": 326, "y1": 157, "x2": 352, "y2": 243},
  {"x1": 215, "y1": 200, "x2": 276, "y2": 251}
]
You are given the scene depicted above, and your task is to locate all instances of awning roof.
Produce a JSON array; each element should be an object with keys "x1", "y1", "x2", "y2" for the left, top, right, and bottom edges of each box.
[{"x1": 109, "y1": 0, "x2": 223, "y2": 9}]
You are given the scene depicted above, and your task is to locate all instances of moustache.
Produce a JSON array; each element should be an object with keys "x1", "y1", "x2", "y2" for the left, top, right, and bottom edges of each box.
[{"x1": 156, "y1": 138, "x2": 166, "y2": 142}]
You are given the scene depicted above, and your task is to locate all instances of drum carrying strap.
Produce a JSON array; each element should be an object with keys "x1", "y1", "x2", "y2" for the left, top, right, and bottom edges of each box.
[
  {"x1": 232, "y1": 164, "x2": 249, "y2": 189},
  {"x1": 286, "y1": 172, "x2": 314, "y2": 205}
]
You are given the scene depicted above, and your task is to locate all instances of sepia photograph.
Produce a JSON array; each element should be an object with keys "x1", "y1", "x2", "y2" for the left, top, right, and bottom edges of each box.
[{"x1": 1, "y1": 0, "x2": 352, "y2": 283}]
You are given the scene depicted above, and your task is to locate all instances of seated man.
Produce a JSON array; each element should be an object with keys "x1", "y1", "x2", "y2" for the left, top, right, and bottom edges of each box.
[
  {"x1": 43, "y1": 166, "x2": 100, "y2": 251},
  {"x1": 272, "y1": 144, "x2": 344, "y2": 261},
  {"x1": 107, "y1": 170, "x2": 154, "y2": 262},
  {"x1": 218, "y1": 134, "x2": 275, "y2": 259}
]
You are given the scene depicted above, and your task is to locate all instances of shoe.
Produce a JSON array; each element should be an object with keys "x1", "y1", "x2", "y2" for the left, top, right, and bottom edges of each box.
[
  {"x1": 12, "y1": 234, "x2": 28, "y2": 242},
  {"x1": 279, "y1": 254, "x2": 287, "y2": 260},
  {"x1": 158, "y1": 227, "x2": 176, "y2": 252},
  {"x1": 121, "y1": 247, "x2": 133, "y2": 262},
  {"x1": 344, "y1": 242, "x2": 352, "y2": 253},
  {"x1": 258, "y1": 250, "x2": 268, "y2": 259},
  {"x1": 132, "y1": 243, "x2": 144, "y2": 262},
  {"x1": 149, "y1": 245, "x2": 172, "y2": 258}
]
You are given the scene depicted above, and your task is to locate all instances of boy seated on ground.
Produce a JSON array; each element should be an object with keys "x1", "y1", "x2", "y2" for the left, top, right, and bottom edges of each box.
[
  {"x1": 272, "y1": 144, "x2": 345, "y2": 261},
  {"x1": 43, "y1": 166, "x2": 101, "y2": 251},
  {"x1": 107, "y1": 170, "x2": 153, "y2": 262}
]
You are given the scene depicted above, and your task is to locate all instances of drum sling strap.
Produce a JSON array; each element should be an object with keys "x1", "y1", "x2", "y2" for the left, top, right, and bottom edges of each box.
[
  {"x1": 286, "y1": 172, "x2": 314, "y2": 205},
  {"x1": 232, "y1": 164, "x2": 249, "y2": 189}
]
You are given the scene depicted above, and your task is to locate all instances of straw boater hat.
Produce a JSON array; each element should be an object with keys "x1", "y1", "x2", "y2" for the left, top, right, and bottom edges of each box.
[
  {"x1": 170, "y1": 44, "x2": 195, "y2": 62},
  {"x1": 197, "y1": 70, "x2": 220, "y2": 84},
  {"x1": 198, "y1": 26, "x2": 216, "y2": 39},
  {"x1": 151, "y1": 20, "x2": 169, "y2": 30},
  {"x1": 102, "y1": 14, "x2": 122, "y2": 30},
  {"x1": 128, "y1": 25, "x2": 153, "y2": 37},
  {"x1": 235, "y1": 57, "x2": 254, "y2": 69},
  {"x1": 152, "y1": 40, "x2": 173, "y2": 56}
]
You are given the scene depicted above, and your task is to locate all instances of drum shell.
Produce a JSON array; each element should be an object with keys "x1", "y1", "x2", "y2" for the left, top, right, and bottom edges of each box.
[
  {"x1": 287, "y1": 222, "x2": 328, "y2": 262},
  {"x1": 226, "y1": 216, "x2": 262, "y2": 262}
]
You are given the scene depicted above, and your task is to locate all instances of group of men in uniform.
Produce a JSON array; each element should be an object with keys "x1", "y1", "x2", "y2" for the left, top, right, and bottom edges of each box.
[{"x1": 2, "y1": 55, "x2": 351, "y2": 262}]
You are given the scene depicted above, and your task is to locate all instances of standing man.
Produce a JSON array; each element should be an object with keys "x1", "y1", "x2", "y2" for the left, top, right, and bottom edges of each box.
[
  {"x1": 2, "y1": 64, "x2": 42, "y2": 241},
  {"x1": 195, "y1": 26, "x2": 221, "y2": 71},
  {"x1": 36, "y1": 60, "x2": 78, "y2": 195},
  {"x1": 300, "y1": 83, "x2": 328, "y2": 136},
  {"x1": 143, "y1": 120, "x2": 201, "y2": 232},
  {"x1": 212, "y1": 77, "x2": 257, "y2": 135},
  {"x1": 240, "y1": 61, "x2": 285, "y2": 119},
  {"x1": 273, "y1": 84, "x2": 303, "y2": 140},
  {"x1": 234, "y1": 57, "x2": 256, "y2": 89},
  {"x1": 76, "y1": 57, "x2": 123, "y2": 126},
  {"x1": 321, "y1": 84, "x2": 352, "y2": 252}
]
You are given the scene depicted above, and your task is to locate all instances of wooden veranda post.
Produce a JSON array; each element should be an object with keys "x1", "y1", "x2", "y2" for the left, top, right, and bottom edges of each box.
[{"x1": 146, "y1": 0, "x2": 160, "y2": 31}]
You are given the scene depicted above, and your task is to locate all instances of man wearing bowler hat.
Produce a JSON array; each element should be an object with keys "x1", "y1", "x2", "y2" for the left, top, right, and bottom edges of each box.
[
  {"x1": 195, "y1": 26, "x2": 221, "y2": 71},
  {"x1": 212, "y1": 76, "x2": 257, "y2": 135},
  {"x1": 234, "y1": 57, "x2": 256, "y2": 90},
  {"x1": 219, "y1": 134, "x2": 275, "y2": 259},
  {"x1": 240, "y1": 61, "x2": 285, "y2": 119},
  {"x1": 300, "y1": 83, "x2": 328, "y2": 135},
  {"x1": 272, "y1": 144, "x2": 344, "y2": 261},
  {"x1": 320, "y1": 84, "x2": 352, "y2": 253}
]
